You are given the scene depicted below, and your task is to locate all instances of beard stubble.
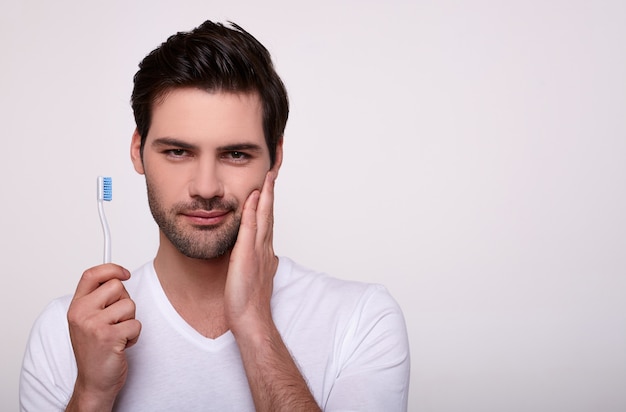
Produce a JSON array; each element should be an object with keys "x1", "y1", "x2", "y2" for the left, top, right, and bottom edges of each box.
[{"x1": 146, "y1": 180, "x2": 242, "y2": 260}]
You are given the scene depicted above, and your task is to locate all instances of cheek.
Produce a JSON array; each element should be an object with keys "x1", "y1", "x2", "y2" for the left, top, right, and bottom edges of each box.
[
  {"x1": 144, "y1": 166, "x2": 183, "y2": 204},
  {"x1": 229, "y1": 171, "x2": 267, "y2": 203}
]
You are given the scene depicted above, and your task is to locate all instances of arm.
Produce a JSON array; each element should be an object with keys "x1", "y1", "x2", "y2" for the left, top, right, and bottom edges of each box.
[
  {"x1": 232, "y1": 313, "x2": 321, "y2": 411},
  {"x1": 65, "y1": 264, "x2": 141, "y2": 412},
  {"x1": 225, "y1": 171, "x2": 321, "y2": 412}
]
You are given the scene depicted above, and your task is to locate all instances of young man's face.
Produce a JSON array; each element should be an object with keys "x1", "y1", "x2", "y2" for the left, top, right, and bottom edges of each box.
[{"x1": 131, "y1": 88, "x2": 282, "y2": 260}]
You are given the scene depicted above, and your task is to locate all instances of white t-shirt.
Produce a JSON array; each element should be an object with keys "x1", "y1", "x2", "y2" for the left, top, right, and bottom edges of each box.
[{"x1": 20, "y1": 257, "x2": 410, "y2": 411}]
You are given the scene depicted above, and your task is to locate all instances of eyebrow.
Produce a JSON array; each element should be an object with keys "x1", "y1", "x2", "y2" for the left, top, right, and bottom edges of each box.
[
  {"x1": 217, "y1": 143, "x2": 265, "y2": 153},
  {"x1": 152, "y1": 137, "x2": 197, "y2": 151},
  {"x1": 151, "y1": 137, "x2": 265, "y2": 153}
]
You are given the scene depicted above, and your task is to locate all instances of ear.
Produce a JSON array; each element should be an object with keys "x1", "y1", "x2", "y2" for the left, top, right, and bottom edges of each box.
[
  {"x1": 271, "y1": 138, "x2": 284, "y2": 176},
  {"x1": 130, "y1": 129, "x2": 145, "y2": 175}
]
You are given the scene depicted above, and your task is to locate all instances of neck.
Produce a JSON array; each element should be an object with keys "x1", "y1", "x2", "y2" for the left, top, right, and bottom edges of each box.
[
  {"x1": 154, "y1": 234, "x2": 230, "y2": 303},
  {"x1": 153, "y1": 232, "x2": 231, "y2": 338}
]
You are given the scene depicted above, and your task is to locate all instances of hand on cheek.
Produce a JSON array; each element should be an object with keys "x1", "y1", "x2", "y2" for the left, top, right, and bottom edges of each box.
[{"x1": 225, "y1": 171, "x2": 279, "y2": 335}]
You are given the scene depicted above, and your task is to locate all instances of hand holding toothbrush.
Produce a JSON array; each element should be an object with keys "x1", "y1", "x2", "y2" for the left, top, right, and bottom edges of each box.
[
  {"x1": 64, "y1": 176, "x2": 142, "y2": 411},
  {"x1": 66, "y1": 264, "x2": 141, "y2": 411}
]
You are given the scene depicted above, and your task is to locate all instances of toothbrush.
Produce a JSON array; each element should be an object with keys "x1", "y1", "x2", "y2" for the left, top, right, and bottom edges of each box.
[{"x1": 97, "y1": 176, "x2": 112, "y2": 264}]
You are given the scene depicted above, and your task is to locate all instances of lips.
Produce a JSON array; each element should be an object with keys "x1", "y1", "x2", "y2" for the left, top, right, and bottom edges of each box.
[{"x1": 181, "y1": 209, "x2": 231, "y2": 226}]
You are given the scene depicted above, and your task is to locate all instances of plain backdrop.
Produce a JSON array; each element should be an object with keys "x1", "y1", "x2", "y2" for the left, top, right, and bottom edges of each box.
[{"x1": 2, "y1": 1, "x2": 625, "y2": 411}]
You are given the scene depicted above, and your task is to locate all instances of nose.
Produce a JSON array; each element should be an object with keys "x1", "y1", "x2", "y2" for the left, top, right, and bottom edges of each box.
[{"x1": 188, "y1": 158, "x2": 224, "y2": 200}]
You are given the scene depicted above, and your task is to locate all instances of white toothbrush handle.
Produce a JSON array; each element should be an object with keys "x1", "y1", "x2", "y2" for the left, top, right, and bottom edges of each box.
[{"x1": 98, "y1": 200, "x2": 111, "y2": 263}]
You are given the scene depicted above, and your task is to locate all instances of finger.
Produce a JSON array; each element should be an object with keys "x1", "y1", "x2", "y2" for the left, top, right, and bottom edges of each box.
[
  {"x1": 73, "y1": 264, "x2": 131, "y2": 300},
  {"x1": 256, "y1": 171, "x2": 276, "y2": 243},
  {"x1": 113, "y1": 318, "x2": 142, "y2": 350},
  {"x1": 102, "y1": 296, "x2": 136, "y2": 325},
  {"x1": 89, "y1": 278, "x2": 132, "y2": 309},
  {"x1": 234, "y1": 189, "x2": 261, "y2": 253}
]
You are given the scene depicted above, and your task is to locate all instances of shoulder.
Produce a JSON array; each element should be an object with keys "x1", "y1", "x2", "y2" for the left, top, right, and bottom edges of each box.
[
  {"x1": 272, "y1": 257, "x2": 410, "y2": 407},
  {"x1": 25, "y1": 295, "x2": 73, "y2": 354},
  {"x1": 273, "y1": 256, "x2": 406, "y2": 329},
  {"x1": 276, "y1": 256, "x2": 400, "y2": 302},
  {"x1": 31, "y1": 294, "x2": 73, "y2": 333}
]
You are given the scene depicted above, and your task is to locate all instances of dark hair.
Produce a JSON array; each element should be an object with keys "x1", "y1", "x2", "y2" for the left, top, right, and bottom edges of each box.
[{"x1": 131, "y1": 20, "x2": 289, "y2": 166}]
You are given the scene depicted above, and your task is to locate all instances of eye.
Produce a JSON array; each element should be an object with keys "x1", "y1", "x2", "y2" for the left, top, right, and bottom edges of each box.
[
  {"x1": 222, "y1": 151, "x2": 251, "y2": 162},
  {"x1": 230, "y1": 151, "x2": 246, "y2": 159},
  {"x1": 165, "y1": 149, "x2": 189, "y2": 158}
]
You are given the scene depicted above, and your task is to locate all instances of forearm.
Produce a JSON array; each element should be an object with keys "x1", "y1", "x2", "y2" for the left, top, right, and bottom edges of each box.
[
  {"x1": 65, "y1": 386, "x2": 117, "y2": 412},
  {"x1": 233, "y1": 320, "x2": 321, "y2": 412}
]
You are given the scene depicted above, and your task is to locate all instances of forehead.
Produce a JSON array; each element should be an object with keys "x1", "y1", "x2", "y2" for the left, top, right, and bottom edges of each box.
[{"x1": 148, "y1": 88, "x2": 266, "y2": 148}]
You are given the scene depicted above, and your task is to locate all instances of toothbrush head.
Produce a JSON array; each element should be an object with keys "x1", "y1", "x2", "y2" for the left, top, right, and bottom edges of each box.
[
  {"x1": 103, "y1": 177, "x2": 112, "y2": 201},
  {"x1": 98, "y1": 176, "x2": 112, "y2": 201}
]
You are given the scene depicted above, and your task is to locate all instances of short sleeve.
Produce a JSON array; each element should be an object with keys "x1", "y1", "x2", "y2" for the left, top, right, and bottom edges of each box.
[
  {"x1": 19, "y1": 296, "x2": 76, "y2": 412},
  {"x1": 324, "y1": 285, "x2": 410, "y2": 411}
]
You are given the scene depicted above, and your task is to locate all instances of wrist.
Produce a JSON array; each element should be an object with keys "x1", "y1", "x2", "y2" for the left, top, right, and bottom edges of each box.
[
  {"x1": 230, "y1": 312, "x2": 277, "y2": 343},
  {"x1": 66, "y1": 381, "x2": 118, "y2": 412}
]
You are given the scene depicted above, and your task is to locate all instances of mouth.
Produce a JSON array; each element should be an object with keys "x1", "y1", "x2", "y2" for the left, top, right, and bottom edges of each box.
[{"x1": 180, "y1": 209, "x2": 231, "y2": 226}]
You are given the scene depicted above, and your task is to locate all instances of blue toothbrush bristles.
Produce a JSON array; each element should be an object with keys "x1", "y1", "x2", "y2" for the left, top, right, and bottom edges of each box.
[
  {"x1": 97, "y1": 176, "x2": 112, "y2": 201},
  {"x1": 102, "y1": 177, "x2": 112, "y2": 201}
]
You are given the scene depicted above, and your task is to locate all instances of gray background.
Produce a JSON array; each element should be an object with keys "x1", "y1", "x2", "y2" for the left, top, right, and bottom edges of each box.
[{"x1": 2, "y1": 0, "x2": 625, "y2": 410}]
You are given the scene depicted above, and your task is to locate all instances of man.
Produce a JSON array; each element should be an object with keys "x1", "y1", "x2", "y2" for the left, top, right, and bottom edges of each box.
[{"x1": 20, "y1": 20, "x2": 410, "y2": 411}]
